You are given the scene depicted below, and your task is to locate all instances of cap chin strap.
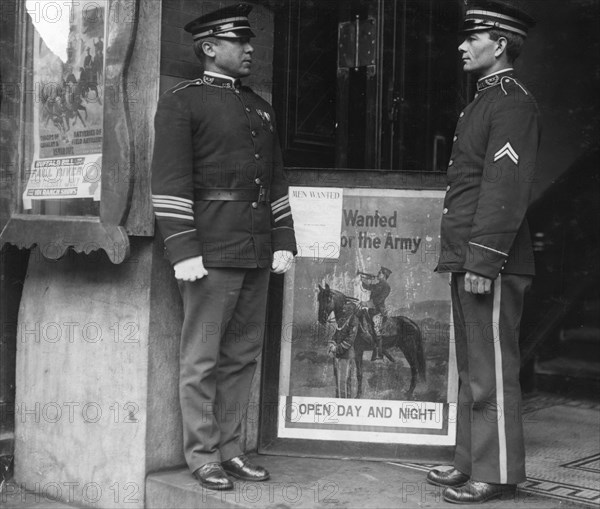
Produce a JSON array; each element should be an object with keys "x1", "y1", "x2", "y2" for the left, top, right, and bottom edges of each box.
[{"x1": 463, "y1": 20, "x2": 528, "y2": 37}]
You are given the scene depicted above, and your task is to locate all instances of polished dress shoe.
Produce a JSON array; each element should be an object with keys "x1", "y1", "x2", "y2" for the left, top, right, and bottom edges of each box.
[
  {"x1": 221, "y1": 454, "x2": 270, "y2": 481},
  {"x1": 443, "y1": 480, "x2": 516, "y2": 504},
  {"x1": 193, "y1": 463, "x2": 233, "y2": 490},
  {"x1": 426, "y1": 467, "x2": 469, "y2": 487}
]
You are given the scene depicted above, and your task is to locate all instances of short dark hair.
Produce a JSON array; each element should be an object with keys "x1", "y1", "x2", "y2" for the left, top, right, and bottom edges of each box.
[
  {"x1": 193, "y1": 37, "x2": 221, "y2": 61},
  {"x1": 488, "y1": 29, "x2": 525, "y2": 63}
]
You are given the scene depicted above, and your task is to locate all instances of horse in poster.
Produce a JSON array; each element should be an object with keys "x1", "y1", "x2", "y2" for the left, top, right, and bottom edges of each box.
[{"x1": 317, "y1": 283, "x2": 426, "y2": 399}]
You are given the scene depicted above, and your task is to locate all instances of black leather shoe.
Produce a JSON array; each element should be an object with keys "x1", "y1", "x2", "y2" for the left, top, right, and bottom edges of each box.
[
  {"x1": 426, "y1": 467, "x2": 469, "y2": 487},
  {"x1": 193, "y1": 463, "x2": 233, "y2": 490},
  {"x1": 221, "y1": 455, "x2": 270, "y2": 481},
  {"x1": 443, "y1": 480, "x2": 516, "y2": 504}
]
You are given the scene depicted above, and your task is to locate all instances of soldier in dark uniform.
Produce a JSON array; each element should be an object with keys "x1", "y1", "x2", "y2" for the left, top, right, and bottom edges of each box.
[
  {"x1": 426, "y1": 0, "x2": 540, "y2": 504},
  {"x1": 360, "y1": 266, "x2": 392, "y2": 360},
  {"x1": 150, "y1": 4, "x2": 296, "y2": 491}
]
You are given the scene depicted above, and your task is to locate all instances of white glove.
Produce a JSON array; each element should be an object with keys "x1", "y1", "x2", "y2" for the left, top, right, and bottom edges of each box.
[
  {"x1": 173, "y1": 256, "x2": 208, "y2": 282},
  {"x1": 271, "y1": 250, "x2": 294, "y2": 274}
]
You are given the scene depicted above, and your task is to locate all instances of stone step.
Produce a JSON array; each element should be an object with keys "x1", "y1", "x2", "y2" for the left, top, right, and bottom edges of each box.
[
  {"x1": 536, "y1": 356, "x2": 600, "y2": 379},
  {"x1": 145, "y1": 454, "x2": 568, "y2": 509}
]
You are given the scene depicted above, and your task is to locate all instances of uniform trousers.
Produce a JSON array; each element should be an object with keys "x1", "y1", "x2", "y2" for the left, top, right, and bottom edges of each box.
[
  {"x1": 451, "y1": 273, "x2": 531, "y2": 485},
  {"x1": 178, "y1": 266, "x2": 270, "y2": 473}
]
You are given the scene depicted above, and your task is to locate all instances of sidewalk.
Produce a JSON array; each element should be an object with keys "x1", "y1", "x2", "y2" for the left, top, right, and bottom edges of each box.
[
  {"x1": 145, "y1": 455, "x2": 588, "y2": 509},
  {"x1": 2, "y1": 455, "x2": 591, "y2": 508}
]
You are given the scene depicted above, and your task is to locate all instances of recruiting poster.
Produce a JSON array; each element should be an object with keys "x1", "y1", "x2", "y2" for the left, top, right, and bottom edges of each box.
[
  {"x1": 278, "y1": 188, "x2": 457, "y2": 445},
  {"x1": 23, "y1": 0, "x2": 107, "y2": 209}
]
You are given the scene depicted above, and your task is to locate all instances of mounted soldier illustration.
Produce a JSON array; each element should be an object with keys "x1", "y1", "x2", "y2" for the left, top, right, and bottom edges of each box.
[
  {"x1": 358, "y1": 266, "x2": 392, "y2": 361},
  {"x1": 317, "y1": 280, "x2": 426, "y2": 400}
]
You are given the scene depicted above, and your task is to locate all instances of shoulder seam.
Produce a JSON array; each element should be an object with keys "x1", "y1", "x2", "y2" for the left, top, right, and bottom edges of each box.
[
  {"x1": 500, "y1": 76, "x2": 529, "y2": 96},
  {"x1": 165, "y1": 79, "x2": 204, "y2": 95}
]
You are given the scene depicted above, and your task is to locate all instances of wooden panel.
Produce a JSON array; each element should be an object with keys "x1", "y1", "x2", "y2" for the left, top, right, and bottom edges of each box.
[
  {"x1": 123, "y1": 0, "x2": 162, "y2": 236},
  {"x1": 1, "y1": 215, "x2": 129, "y2": 263},
  {"x1": 102, "y1": 0, "x2": 160, "y2": 236}
]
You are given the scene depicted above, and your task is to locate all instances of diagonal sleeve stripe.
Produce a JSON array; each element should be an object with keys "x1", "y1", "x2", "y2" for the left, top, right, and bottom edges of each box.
[
  {"x1": 152, "y1": 194, "x2": 194, "y2": 207},
  {"x1": 164, "y1": 229, "x2": 197, "y2": 242},
  {"x1": 272, "y1": 202, "x2": 290, "y2": 214},
  {"x1": 274, "y1": 211, "x2": 292, "y2": 223},
  {"x1": 271, "y1": 195, "x2": 289, "y2": 207},
  {"x1": 155, "y1": 212, "x2": 195, "y2": 221},
  {"x1": 153, "y1": 204, "x2": 194, "y2": 213}
]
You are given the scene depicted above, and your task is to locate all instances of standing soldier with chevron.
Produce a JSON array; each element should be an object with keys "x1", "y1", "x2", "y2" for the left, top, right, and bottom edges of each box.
[{"x1": 427, "y1": 0, "x2": 541, "y2": 504}]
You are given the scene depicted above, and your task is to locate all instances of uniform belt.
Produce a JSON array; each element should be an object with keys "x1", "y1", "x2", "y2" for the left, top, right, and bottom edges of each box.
[{"x1": 194, "y1": 187, "x2": 270, "y2": 202}]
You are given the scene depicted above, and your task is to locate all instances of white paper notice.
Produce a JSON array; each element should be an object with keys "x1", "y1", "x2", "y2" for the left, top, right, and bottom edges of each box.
[
  {"x1": 22, "y1": 155, "x2": 102, "y2": 210},
  {"x1": 289, "y1": 186, "x2": 343, "y2": 259}
]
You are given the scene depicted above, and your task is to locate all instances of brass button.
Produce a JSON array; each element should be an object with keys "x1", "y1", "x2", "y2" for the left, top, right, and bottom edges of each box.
[
  {"x1": 251, "y1": 130, "x2": 257, "y2": 137},
  {"x1": 255, "y1": 178, "x2": 261, "y2": 185},
  {"x1": 252, "y1": 202, "x2": 258, "y2": 209},
  {"x1": 446, "y1": 185, "x2": 450, "y2": 191},
  {"x1": 443, "y1": 208, "x2": 448, "y2": 215},
  {"x1": 453, "y1": 135, "x2": 458, "y2": 142},
  {"x1": 246, "y1": 107, "x2": 251, "y2": 112},
  {"x1": 459, "y1": 112, "x2": 465, "y2": 118},
  {"x1": 254, "y1": 153, "x2": 260, "y2": 160},
  {"x1": 449, "y1": 160, "x2": 454, "y2": 166}
]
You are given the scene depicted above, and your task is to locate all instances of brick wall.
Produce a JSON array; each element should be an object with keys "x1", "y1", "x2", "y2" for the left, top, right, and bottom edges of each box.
[{"x1": 160, "y1": 0, "x2": 275, "y2": 102}]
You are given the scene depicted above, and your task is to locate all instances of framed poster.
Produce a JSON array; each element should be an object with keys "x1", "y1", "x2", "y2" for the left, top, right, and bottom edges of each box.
[
  {"x1": 23, "y1": 0, "x2": 107, "y2": 209},
  {"x1": 261, "y1": 187, "x2": 457, "y2": 460},
  {"x1": 1, "y1": 0, "x2": 160, "y2": 263}
]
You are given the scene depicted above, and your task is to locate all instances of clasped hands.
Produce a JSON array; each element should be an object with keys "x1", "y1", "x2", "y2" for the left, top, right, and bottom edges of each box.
[{"x1": 173, "y1": 250, "x2": 294, "y2": 281}]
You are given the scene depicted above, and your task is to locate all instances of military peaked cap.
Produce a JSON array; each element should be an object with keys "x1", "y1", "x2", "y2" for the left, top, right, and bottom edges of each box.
[
  {"x1": 380, "y1": 267, "x2": 392, "y2": 278},
  {"x1": 462, "y1": 0, "x2": 535, "y2": 37},
  {"x1": 184, "y1": 3, "x2": 255, "y2": 41}
]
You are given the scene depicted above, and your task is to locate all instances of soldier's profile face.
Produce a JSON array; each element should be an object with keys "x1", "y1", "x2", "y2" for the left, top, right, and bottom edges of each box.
[
  {"x1": 210, "y1": 37, "x2": 254, "y2": 78},
  {"x1": 458, "y1": 32, "x2": 499, "y2": 76}
]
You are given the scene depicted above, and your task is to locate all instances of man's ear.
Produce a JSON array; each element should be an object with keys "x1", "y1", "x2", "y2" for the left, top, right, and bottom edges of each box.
[
  {"x1": 494, "y1": 37, "x2": 508, "y2": 59},
  {"x1": 201, "y1": 40, "x2": 217, "y2": 58}
]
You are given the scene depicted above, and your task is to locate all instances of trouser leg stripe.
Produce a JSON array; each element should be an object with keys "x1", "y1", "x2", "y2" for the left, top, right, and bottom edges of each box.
[{"x1": 493, "y1": 275, "x2": 508, "y2": 483}]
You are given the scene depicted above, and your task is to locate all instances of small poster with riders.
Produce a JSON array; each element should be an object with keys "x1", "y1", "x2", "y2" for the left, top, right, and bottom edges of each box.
[
  {"x1": 278, "y1": 188, "x2": 458, "y2": 446},
  {"x1": 23, "y1": 0, "x2": 106, "y2": 207}
]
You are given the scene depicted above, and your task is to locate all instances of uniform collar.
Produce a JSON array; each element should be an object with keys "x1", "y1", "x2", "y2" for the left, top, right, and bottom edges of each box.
[
  {"x1": 476, "y1": 68, "x2": 514, "y2": 92},
  {"x1": 202, "y1": 71, "x2": 241, "y2": 89}
]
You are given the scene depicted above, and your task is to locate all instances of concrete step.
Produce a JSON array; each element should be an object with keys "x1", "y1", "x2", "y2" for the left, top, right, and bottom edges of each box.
[
  {"x1": 145, "y1": 454, "x2": 576, "y2": 509},
  {"x1": 536, "y1": 356, "x2": 600, "y2": 379}
]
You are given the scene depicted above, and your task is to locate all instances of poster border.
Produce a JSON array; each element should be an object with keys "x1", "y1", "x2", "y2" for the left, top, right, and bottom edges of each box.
[{"x1": 260, "y1": 184, "x2": 456, "y2": 463}]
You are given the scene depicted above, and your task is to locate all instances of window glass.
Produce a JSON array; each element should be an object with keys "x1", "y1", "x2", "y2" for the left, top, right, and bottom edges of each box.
[{"x1": 275, "y1": 0, "x2": 464, "y2": 171}]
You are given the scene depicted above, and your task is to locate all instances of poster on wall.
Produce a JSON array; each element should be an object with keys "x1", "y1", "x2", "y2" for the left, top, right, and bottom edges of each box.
[
  {"x1": 23, "y1": 0, "x2": 107, "y2": 209},
  {"x1": 278, "y1": 188, "x2": 457, "y2": 445}
]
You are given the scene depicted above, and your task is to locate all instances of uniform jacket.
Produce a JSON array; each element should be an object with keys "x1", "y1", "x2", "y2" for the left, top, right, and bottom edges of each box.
[
  {"x1": 437, "y1": 69, "x2": 541, "y2": 279},
  {"x1": 362, "y1": 279, "x2": 390, "y2": 313},
  {"x1": 151, "y1": 71, "x2": 297, "y2": 268}
]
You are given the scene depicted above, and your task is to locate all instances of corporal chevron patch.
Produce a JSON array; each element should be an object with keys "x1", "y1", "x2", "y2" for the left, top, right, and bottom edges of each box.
[{"x1": 494, "y1": 142, "x2": 519, "y2": 165}]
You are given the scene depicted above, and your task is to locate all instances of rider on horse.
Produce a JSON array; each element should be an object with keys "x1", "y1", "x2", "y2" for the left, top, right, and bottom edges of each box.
[{"x1": 359, "y1": 266, "x2": 392, "y2": 361}]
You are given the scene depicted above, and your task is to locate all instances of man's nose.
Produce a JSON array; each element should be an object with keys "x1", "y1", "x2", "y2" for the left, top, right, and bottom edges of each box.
[{"x1": 245, "y1": 43, "x2": 254, "y2": 53}]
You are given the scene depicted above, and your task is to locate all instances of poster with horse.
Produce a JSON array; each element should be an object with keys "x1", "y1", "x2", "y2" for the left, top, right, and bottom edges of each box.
[
  {"x1": 23, "y1": 0, "x2": 107, "y2": 208},
  {"x1": 278, "y1": 188, "x2": 458, "y2": 446}
]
